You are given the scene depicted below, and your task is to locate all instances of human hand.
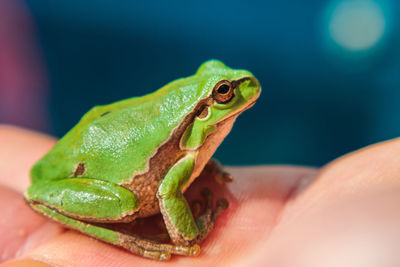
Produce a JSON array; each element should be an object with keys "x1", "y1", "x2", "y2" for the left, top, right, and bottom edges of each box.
[{"x1": 1, "y1": 125, "x2": 399, "y2": 267}]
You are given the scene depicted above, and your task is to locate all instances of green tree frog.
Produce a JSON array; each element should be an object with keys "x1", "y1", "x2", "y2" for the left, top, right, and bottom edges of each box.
[{"x1": 24, "y1": 60, "x2": 261, "y2": 260}]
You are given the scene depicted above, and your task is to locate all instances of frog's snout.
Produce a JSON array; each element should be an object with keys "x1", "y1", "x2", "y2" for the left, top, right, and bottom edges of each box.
[{"x1": 239, "y1": 76, "x2": 261, "y2": 104}]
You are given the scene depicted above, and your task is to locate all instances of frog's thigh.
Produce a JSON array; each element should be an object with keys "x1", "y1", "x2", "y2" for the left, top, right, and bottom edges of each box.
[
  {"x1": 25, "y1": 178, "x2": 139, "y2": 222},
  {"x1": 157, "y1": 155, "x2": 199, "y2": 246}
]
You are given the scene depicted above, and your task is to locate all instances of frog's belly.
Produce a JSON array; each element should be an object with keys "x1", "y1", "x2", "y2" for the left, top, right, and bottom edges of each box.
[
  {"x1": 124, "y1": 173, "x2": 162, "y2": 218},
  {"x1": 136, "y1": 194, "x2": 160, "y2": 218}
]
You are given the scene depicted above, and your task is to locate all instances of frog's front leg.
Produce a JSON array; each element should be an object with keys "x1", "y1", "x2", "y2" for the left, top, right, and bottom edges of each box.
[{"x1": 157, "y1": 155, "x2": 229, "y2": 247}]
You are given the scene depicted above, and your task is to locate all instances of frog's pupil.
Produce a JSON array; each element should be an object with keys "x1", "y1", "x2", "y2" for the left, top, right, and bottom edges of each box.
[{"x1": 217, "y1": 84, "x2": 230, "y2": 94}]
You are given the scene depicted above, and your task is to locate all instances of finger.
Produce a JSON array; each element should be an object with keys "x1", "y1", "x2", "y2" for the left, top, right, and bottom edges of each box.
[
  {"x1": 0, "y1": 185, "x2": 63, "y2": 262},
  {"x1": 18, "y1": 166, "x2": 317, "y2": 266},
  {"x1": 279, "y1": 137, "x2": 400, "y2": 225},
  {"x1": 258, "y1": 138, "x2": 400, "y2": 266},
  {"x1": 0, "y1": 125, "x2": 56, "y2": 193}
]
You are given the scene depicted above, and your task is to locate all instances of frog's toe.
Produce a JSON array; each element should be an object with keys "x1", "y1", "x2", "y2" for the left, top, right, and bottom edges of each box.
[
  {"x1": 172, "y1": 244, "x2": 201, "y2": 256},
  {"x1": 216, "y1": 198, "x2": 229, "y2": 210},
  {"x1": 191, "y1": 199, "x2": 203, "y2": 218},
  {"x1": 143, "y1": 250, "x2": 171, "y2": 261},
  {"x1": 159, "y1": 253, "x2": 171, "y2": 261},
  {"x1": 215, "y1": 171, "x2": 234, "y2": 184},
  {"x1": 213, "y1": 198, "x2": 229, "y2": 220},
  {"x1": 188, "y1": 244, "x2": 201, "y2": 256},
  {"x1": 199, "y1": 187, "x2": 229, "y2": 218},
  {"x1": 221, "y1": 172, "x2": 234, "y2": 183}
]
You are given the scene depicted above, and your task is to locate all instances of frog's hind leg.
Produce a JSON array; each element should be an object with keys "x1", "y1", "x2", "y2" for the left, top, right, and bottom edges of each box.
[
  {"x1": 28, "y1": 203, "x2": 199, "y2": 260},
  {"x1": 25, "y1": 178, "x2": 199, "y2": 260}
]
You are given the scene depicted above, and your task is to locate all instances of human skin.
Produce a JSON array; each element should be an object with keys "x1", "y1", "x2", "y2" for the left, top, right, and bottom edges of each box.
[{"x1": 1, "y1": 125, "x2": 400, "y2": 267}]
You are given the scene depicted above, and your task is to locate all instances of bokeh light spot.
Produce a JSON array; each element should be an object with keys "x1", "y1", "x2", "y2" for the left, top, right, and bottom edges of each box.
[{"x1": 328, "y1": 0, "x2": 386, "y2": 51}]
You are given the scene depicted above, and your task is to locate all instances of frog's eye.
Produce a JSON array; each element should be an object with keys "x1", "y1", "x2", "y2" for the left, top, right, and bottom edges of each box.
[{"x1": 213, "y1": 80, "x2": 234, "y2": 104}]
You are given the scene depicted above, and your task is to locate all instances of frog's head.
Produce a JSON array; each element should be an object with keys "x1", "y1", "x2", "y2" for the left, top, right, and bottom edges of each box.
[{"x1": 180, "y1": 60, "x2": 261, "y2": 150}]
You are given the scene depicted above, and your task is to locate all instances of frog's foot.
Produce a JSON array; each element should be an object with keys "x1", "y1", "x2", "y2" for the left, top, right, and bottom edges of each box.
[
  {"x1": 118, "y1": 232, "x2": 200, "y2": 260},
  {"x1": 195, "y1": 188, "x2": 229, "y2": 243},
  {"x1": 205, "y1": 159, "x2": 233, "y2": 184}
]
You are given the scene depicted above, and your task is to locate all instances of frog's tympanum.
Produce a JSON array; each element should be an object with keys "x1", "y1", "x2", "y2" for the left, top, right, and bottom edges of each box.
[{"x1": 24, "y1": 60, "x2": 261, "y2": 260}]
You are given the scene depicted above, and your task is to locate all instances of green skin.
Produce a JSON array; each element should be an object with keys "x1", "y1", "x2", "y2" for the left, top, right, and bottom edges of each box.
[{"x1": 24, "y1": 60, "x2": 261, "y2": 260}]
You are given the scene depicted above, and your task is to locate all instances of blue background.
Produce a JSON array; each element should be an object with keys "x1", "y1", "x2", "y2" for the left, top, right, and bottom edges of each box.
[{"x1": 25, "y1": 0, "x2": 400, "y2": 166}]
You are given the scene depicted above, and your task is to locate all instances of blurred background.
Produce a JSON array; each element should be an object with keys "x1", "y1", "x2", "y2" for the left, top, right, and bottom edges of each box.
[{"x1": 0, "y1": 0, "x2": 399, "y2": 166}]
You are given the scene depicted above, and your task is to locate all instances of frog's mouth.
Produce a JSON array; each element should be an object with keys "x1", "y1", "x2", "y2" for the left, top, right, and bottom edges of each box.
[
  {"x1": 214, "y1": 97, "x2": 258, "y2": 128},
  {"x1": 243, "y1": 98, "x2": 258, "y2": 111}
]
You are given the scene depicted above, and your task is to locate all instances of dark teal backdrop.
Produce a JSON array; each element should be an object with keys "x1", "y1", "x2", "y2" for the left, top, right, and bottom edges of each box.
[{"x1": 25, "y1": 1, "x2": 400, "y2": 166}]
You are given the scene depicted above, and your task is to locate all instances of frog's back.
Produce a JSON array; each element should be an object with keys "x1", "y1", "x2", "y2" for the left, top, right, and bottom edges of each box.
[{"x1": 31, "y1": 76, "x2": 211, "y2": 184}]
